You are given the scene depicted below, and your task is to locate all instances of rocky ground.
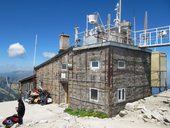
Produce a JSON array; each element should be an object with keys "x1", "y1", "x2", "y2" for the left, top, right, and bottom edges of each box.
[{"x1": 0, "y1": 90, "x2": 170, "y2": 128}]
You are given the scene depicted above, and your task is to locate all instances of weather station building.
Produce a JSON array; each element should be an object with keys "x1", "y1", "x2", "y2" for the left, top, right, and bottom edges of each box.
[{"x1": 20, "y1": 0, "x2": 169, "y2": 117}]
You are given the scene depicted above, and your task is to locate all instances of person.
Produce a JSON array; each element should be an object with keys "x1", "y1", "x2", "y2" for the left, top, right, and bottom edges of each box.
[{"x1": 16, "y1": 98, "x2": 25, "y2": 125}]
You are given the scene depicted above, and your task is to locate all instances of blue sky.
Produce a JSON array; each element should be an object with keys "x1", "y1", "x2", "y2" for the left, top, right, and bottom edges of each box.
[{"x1": 0, "y1": 0, "x2": 169, "y2": 83}]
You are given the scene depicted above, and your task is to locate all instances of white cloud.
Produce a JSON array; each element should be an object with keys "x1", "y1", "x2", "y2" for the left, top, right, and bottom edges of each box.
[
  {"x1": 8, "y1": 42, "x2": 26, "y2": 57},
  {"x1": 43, "y1": 52, "x2": 56, "y2": 59}
]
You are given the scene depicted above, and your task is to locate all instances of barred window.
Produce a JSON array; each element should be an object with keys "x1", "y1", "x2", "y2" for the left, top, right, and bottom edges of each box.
[
  {"x1": 90, "y1": 88, "x2": 99, "y2": 102},
  {"x1": 62, "y1": 64, "x2": 67, "y2": 70},
  {"x1": 117, "y1": 88, "x2": 126, "y2": 102}
]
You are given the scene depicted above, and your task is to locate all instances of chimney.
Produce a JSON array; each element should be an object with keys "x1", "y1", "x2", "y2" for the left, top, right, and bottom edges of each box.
[{"x1": 59, "y1": 33, "x2": 70, "y2": 52}]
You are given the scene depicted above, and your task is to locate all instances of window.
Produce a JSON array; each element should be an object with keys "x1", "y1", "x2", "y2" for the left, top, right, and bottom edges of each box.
[
  {"x1": 117, "y1": 88, "x2": 126, "y2": 102},
  {"x1": 61, "y1": 73, "x2": 66, "y2": 78},
  {"x1": 90, "y1": 61, "x2": 99, "y2": 70},
  {"x1": 62, "y1": 64, "x2": 67, "y2": 70},
  {"x1": 118, "y1": 60, "x2": 126, "y2": 69},
  {"x1": 90, "y1": 88, "x2": 99, "y2": 102}
]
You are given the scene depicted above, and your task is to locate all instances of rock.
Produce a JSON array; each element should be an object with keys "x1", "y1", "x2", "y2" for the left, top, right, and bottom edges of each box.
[
  {"x1": 163, "y1": 100, "x2": 170, "y2": 104},
  {"x1": 64, "y1": 117, "x2": 71, "y2": 121},
  {"x1": 159, "y1": 111, "x2": 164, "y2": 116},
  {"x1": 139, "y1": 99, "x2": 145, "y2": 104},
  {"x1": 26, "y1": 121, "x2": 38, "y2": 127},
  {"x1": 135, "y1": 106, "x2": 146, "y2": 111},
  {"x1": 125, "y1": 103, "x2": 137, "y2": 111},
  {"x1": 39, "y1": 120, "x2": 48, "y2": 123},
  {"x1": 159, "y1": 107, "x2": 168, "y2": 112},
  {"x1": 143, "y1": 118, "x2": 150, "y2": 122},
  {"x1": 141, "y1": 108, "x2": 152, "y2": 119},
  {"x1": 119, "y1": 110, "x2": 128, "y2": 117},
  {"x1": 63, "y1": 116, "x2": 76, "y2": 123},
  {"x1": 164, "y1": 122, "x2": 169, "y2": 126},
  {"x1": 163, "y1": 115, "x2": 170, "y2": 123},
  {"x1": 151, "y1": 112, "x2": 164, "y2": 122}
]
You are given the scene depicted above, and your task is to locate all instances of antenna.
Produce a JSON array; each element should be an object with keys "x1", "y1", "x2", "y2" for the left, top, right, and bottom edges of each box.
[
  {"x1": 134, "y1": 16, "x2": 136, "y2": 45},
  {"x1": 134, "y1": 17, "x2": 136, "y2": 32},
  {"x1": 119, "y1": 0, "x2": 122, "y2": 33},
  {"x1": 108, "y1": 13, "x2": 111, "y2": 40},
  {"x1": 144, "y1": 11, "x2": 148, "y2": 45},
  {"x1": 74, "y1": 25, "x2": 79, "y2": 47},
  {"x1": 144, "y1": 11, "x2": 148, "y2": 30},
  {"x1": 33, "y1": 34, "x2": 38, "y2": 74},
  {"x1": 114, "y1": 0, "x2": 122, "y2": 33}
]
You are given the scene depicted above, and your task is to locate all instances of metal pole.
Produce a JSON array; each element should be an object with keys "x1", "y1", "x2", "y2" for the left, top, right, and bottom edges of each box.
[
  {"x1": 169, "y1": 26, "x2": 170, "y2": 43},
  {"x1": 107, "y1": 13, "x2": 111, "y2": 41},
  {"x1": 118, "y1": 0, "x2": 122, "y2": 33},
  {"x1": 86, "y1": 15, "x2": 88, "y2": 36},
  {"x1": 33, "y1": 34, "x2": 38, "y2": 69},
  {"x1": 139, "y1": 34, "x2": 142, "y2": 46},
  {"x1": 149, "y1": 32, "x2": 151, "y2": 46},
  {"x1": 134, "y1": 17, "x2": 136, "y2": 45},
  {"x1": 127, "y1": 29, "x2": 129, "y2": 44},
  {"x1": 74, "y1": 25, "x2": 79, "y2": 47},
  {"x1": 156, "y1": 28, "x2": 158, "y2": 44}
]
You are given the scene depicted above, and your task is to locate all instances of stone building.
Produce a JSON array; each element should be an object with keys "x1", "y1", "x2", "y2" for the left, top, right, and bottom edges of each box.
[
  {"x1": 69, "y1": 42, "x2": 151, "y2": 116},
  {"x1": 32, "y1": 33, "x2": 151, "y2": 116},
  {"x1": 20, "y1": 11, "x2": 152, "y2": 116},
  {"x1": 34, "y1": 34, "x2": 72, "y2": 103},
  {"x1": 19, "y1": 75, "x2": 35, "y2": 97}
]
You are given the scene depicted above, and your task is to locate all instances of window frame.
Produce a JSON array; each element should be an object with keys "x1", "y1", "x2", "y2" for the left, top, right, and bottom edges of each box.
[
  {"x1": 90, "y1": 61, "x2": 100, "y2": 70},
  {"x1": 89, "y1": 88, "x2": 99, "y2": 102},
  {"x1": 118, "y1": 60, "x2": 126, "y2": 69},
  {"x1": 61, "y1": 63, "x2": 67, "y2": 70},
  {"x1": 117, "y1": 88, "x2": 126, "y2": 102},
  {"x1": 61, "y1": 72, "x2": 67, "y2": 79}
]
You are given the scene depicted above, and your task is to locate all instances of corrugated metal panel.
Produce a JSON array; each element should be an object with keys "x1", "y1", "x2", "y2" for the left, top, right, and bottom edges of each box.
[{"x1": 151, "y1": 52, "x2": 167, "y2": 87}]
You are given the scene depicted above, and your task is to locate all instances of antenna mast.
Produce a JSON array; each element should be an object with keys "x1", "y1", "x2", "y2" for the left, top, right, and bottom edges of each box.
[
  {"x1": 144, "y1": 11, "x2": 148, "y2": 30},
  {"x1": 144, "y1": 11, "x2": 148, "y2": 45},
  {"x1": 114, "y1": 0, "x2": 122, "y2": 33},
  {"x1": 119, "y1": 0, "x2": 122, "y2": 33},
  {"x1": 33, "y1": 34, "x2": 38, "y2": 73}
]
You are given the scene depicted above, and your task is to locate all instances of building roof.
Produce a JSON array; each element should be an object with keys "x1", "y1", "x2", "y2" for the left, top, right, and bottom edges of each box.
[
  {"x1": 19, "y1": 74, "x2": 35, "y2": 83},
  {"x1": 73, "y1": 41, "x2": 151, "y2": 53},
  {"x1": 34, "y1": 46, "x2": 73, "y2": 70}
]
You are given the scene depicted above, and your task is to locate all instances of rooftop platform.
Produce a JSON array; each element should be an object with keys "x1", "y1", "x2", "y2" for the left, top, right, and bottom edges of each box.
[{"x1": 73, "y1": 41, "x2": 151, "y2": 53}]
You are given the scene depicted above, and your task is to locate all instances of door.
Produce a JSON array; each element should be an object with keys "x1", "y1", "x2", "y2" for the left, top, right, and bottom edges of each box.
[{"x1": 63, "y1": 83, "x2": 69, "y2": 104}]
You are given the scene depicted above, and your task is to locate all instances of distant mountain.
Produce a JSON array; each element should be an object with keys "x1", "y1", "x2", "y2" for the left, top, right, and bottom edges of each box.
[
  {"x1": 0, "y1": 86, "x2": 19, "y2": 102},
  {"x1": 0, "y1": 71, "x2": 28, "y2": 102},
  {"x1": 0, "y1": 70, "x2": 33, "y2": 83}
]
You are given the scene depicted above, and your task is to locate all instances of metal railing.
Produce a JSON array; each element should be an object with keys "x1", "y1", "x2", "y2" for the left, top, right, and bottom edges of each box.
[
  {"x1": 135, "y1": 26, "x2": 170, "y2": 47},
  {"x1": 75, "y1": 25, "x2": 170, "y2": 48},
  {"x1": 76, "y1": 24, "x2": 135, "y2": 47}
]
